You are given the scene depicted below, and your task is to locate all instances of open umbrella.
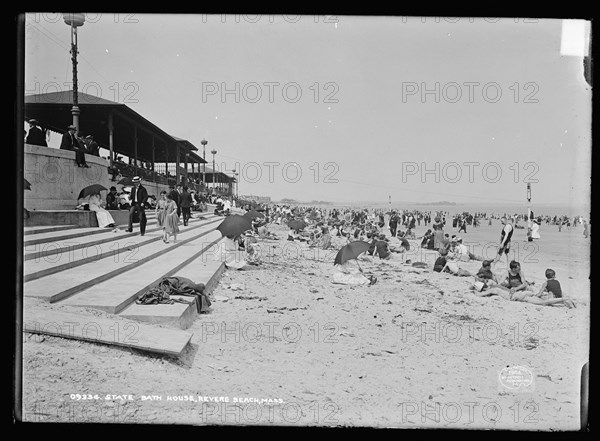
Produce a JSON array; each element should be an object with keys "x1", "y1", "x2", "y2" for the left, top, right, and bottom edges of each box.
[
  {"x1": 216, "y1": 214, "x2": 253, "y2": 237},
  {"x1": 334, "y1": 240, "x2": 371, "y2": 266},
  {"x1": 117, "y1": 177, "x2": 135, "y2": 185},
  {"x1": 287, "y1": 219, "x2": 307, "y2": 231},
  {"x1": 24, "y1": 178, "x2": 31, "y2": 191},
  {"x1": 78, "y1": 184, "x2": 108, "y2": 200},
  {"x1": 243, "y1": 210, "x2": 265, "y2": 220}
]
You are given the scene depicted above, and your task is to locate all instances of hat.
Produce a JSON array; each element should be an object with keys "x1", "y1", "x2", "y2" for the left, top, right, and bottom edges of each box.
[
  {"x1": 67, "y1": 124, "x2": 76, "y2": 130},
  {"x1": 29, "y1": 119, "x2": 38, "y2": 125},
  {"x1": 132, "y1": 176, "x2": 141, "y2": 183}
]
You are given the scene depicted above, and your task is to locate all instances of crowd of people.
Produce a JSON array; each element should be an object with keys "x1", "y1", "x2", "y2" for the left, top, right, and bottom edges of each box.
[
  {"x1": 25, "y1": 120, "x2": 102, "y2": 168},
  {"x1": 211, "y1": 203, "x2": 585, "y2": 309},
  {"x1": 70, "y1": 186, "x2": 587, "y2": 309}
]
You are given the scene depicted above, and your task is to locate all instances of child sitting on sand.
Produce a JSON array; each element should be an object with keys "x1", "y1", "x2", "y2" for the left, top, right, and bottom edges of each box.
[
  {"x1": 474, "y1": 260, "x2": 500, "y2": 285},
  {"x1": 433, "y1": 248, "x2": 448, "y2": 272},
  {"x1": 500, "y1": 261, "x2": 533, "y2": 297},
  {"x1": 522, "y1": 268, "x2": 576, "y2": 308},
  {"x1": 432, "y1": 248, "x2": 472, "y2": 276}
]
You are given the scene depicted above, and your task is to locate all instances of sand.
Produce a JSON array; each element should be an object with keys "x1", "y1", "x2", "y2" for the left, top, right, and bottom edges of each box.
[{"x1": 20, "y1": 218, "x2": 589, "y2": 429}]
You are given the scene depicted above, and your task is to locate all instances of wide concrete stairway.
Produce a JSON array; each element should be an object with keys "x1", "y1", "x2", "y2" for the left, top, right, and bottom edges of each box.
[{"x1": 23, "y1": 211, "x2": 227, "y2": 330}]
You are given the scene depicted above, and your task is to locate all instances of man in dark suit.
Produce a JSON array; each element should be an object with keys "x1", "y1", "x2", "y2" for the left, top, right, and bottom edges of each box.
[
  {"x1": 59, "y1": 125, "x2": 89, "y2": 167},
  {"x1": 127, "y1": 176, "x2": 148, "y2": 235},
  {"x1": 179, "y1": 186, "x2": 193, "y2": 226},
  {"x1": 168, "y1": 185, "x2": 180, "y2": 217},
  {"x1": 25, "y1": 119, "x2": 47, "y2": 147}
]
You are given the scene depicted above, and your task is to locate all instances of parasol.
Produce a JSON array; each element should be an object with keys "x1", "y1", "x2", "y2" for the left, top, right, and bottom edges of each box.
[
  {"x1": 78, "y1": 184, "x2": 108, "y2": 200},
  {"x1": 216, "y1": 214, "x2": 253, "y2": 238},
  {"x1": 334, "y1": 240, "x2": 371, "y2": 266}
]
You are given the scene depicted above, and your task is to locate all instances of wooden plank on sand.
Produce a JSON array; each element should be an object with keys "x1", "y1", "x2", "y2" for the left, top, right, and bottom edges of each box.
[{"x1": 23, "y1": 309, "x2": 192, "y2": 356}]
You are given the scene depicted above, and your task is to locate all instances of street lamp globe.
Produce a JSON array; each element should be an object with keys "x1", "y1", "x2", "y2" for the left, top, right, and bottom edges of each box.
[
  {"x1": 200, "y1": 139, "x2": 207, "y2": 189},
  {"x1": 63, "y1": 13, "x2": 85, "y2": 27},
  {"x1": 63, "y1": 13, "x2": 85, "y2": 131},
  {"x1": 211, "y1": 149, "x2": 217, "y2": 190}
]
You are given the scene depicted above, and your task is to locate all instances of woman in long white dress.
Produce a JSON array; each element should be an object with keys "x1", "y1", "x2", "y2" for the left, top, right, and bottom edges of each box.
[
  {"x1": 530, "y1": 220, "x2": 541, "y2": 239},
  {"x1": 88, "y1": 193, "x2": 118, "y2": 231}
]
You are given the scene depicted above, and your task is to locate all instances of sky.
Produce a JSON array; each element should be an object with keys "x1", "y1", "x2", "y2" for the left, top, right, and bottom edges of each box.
[{"x1": 24, "y1": 14, "x2": 591, "y2": 209}]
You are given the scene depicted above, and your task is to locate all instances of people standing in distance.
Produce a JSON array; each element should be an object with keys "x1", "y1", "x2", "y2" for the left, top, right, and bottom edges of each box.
[
  {"x1": 492, "y1": 217, "x2": 514, "y2": 268},
  {"x1": 389, "y1": 211, "x2": 399, "y2": 237},
  {"x1": 169, "y1": 184, "x2": 182, "y2": 218},
  {"x1": 127, "y1": 176, "x2": 148, "y2": 236},
  {"x1": 583, "y1": 219, "x2": 589, "y2": 238},
  {"x1": 179, "y1": 186, "x2": 192, "y2": 226}
]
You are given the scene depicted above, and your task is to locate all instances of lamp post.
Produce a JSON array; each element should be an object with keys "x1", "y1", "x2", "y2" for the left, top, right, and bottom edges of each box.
[
  {"x1": 527, "y1": 183, "x2": 532, "y2": 231},
  {"x1": 211, "y1": 149, "x2": 217, "y2": 191},
  {"x1": 201, "y1": 138, "x2": 207, "y2": 190},
  {"x1": 231, "y1": 169, "x2": 236, "y2": 198},
  {"x1": 63, "y1": 13, "x2": 85, "y2": 132}
]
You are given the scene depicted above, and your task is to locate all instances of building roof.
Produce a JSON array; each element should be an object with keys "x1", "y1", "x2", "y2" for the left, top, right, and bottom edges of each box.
[
  {"x1": 189, "y1": 166, "x2": 236, "y2": 183},
  {"x1": 25, "y1": 90, "x2": 122, "y2": 106},
  {"x1": 24, "y1": 90, "x2": 205, "y2": 163},
  {"x1": 172, "y1": 136, "x2": 199, "y2": 152}
]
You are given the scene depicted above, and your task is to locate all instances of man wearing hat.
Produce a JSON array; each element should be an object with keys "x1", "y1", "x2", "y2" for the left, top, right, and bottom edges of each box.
[
  {"x1": 127, "y1": 177, "x2": 148, "y2": 235},
  {"x1": 83, "y1": 134, "x2": 100, "y2": 157},
  {"x1": 179, "y1": 186, "x2": 193, "y2": 226},
  {"x1": 25, "y1": 119, "x2": 47, "y2": 147},
  {"x1": 60, "y1": 125, "x2": 89, "y2": 167}
]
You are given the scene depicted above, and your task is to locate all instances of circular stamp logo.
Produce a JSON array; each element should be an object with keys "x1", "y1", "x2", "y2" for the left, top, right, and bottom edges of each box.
[{"x1": 498, "y1": 365, "x2": 534, "y2": 391}]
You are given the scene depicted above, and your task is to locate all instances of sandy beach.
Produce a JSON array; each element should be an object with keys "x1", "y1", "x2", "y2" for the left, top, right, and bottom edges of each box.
[{"x1": 21, "y1": 217, "x2": 589, "y2": 429}]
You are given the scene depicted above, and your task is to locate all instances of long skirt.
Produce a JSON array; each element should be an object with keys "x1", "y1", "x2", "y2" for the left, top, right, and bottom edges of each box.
[
  {"x1": 157, "y1": 209, "x2": 167, "y2": 227},
  {"x1": 91, "y1": 206, "x2": 115, "y2": 228},
  {"x1": 164, "y1": 211, "x2": 180, "y2": 235}
]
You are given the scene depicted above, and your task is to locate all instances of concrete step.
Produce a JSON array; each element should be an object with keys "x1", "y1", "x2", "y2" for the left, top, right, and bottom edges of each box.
[
  {"x1": 117, "y1": 301, "x2": 198, "y2": 331},
  {"x1": 24, "y1": 212, "x2": 159, "y2": 246},
  {"x1": 24, "y1": 226, "x2": 118, "y2": 247},
  {"x1": 59, "y1": 231, "x2": 222, "y2": 315},
  {"x1": 23, "y1": 224, "x2": 222, "y2": 303},
  {"x1": 171, "y1": 257, "x2": 227, "y2": 297},
  {"x1": 23, "y1": 216, "x2": 222, "y2": 282},
  {"x1": 23, "y1": 213, "x2": 217, "y2": 262},
  {"x1": 24, "y1": 225, "x2": 79, "y2": 235},
  {"x1": 23, "y1": 208, "x2": 183, "y2": 228},
  {"x1": 117, "y1": 247, "x2": 226, "y2": 329},
  {"x1": 24, "y1": 210, "x2": 101, "y2": 228}
]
